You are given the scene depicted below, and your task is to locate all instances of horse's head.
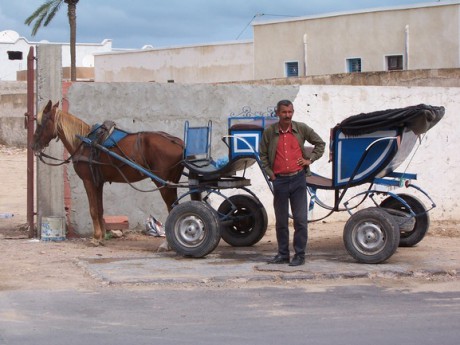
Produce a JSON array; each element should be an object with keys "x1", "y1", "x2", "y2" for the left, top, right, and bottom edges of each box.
[{"x1": 32, "y1": 100, "x2": 60, "y2": 153}]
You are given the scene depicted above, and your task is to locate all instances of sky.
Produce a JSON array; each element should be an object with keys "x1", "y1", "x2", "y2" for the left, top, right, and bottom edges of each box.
[{"x1": 0, "y1": 0, "x2": 443, "y2": 49}]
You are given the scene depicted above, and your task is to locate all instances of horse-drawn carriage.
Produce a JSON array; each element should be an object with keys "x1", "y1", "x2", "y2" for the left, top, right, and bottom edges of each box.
[{"x1": 32, "y1": 101, "x2": 444, "y2": 264}]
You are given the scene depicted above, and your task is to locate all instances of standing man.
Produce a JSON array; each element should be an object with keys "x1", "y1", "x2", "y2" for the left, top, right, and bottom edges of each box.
[{"x1": 260, "y1": 100, "x2": 325, "y2": 266}]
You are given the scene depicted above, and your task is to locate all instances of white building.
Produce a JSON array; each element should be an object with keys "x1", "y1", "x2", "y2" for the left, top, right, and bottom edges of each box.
[
  {"x1": 253, "y1": 0, "x2": 460, "y2": 79},
  {"x1": 93, "y1": 1, "x2": 460, "y2": 83},
  {"x1": 0, "y1": 29, "x2": 113, "y2": 81}
]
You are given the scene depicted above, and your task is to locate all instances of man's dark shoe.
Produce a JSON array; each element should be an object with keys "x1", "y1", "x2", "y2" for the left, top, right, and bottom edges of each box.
[
  {"x1": 268, "y1": 254, "x2": 290, "y2": 264},
  {"x1": 289, "y1": 255, "x2": 305, "y2": 266}
]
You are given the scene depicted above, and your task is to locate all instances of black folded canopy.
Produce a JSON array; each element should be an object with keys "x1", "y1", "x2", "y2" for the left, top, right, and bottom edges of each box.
[{"x1": 336, "y1": 104, "x2": 445, "y2": 136}]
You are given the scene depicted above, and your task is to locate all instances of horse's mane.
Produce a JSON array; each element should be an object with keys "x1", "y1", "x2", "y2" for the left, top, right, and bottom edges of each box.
[{"x1": 55, "y1": 109, "x2": 91, "y2": 151}]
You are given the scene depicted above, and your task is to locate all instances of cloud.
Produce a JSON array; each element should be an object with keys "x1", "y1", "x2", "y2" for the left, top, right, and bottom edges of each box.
[{"x1": 1, "y1": 0, "x2": 435, "y2": 48}]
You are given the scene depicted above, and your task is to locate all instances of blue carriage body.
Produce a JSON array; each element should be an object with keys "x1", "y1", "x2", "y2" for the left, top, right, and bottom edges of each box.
[
  {"x1": 306, "y1": 104, "x2": 444, "y2": 191},
  {"x1": 331, "y1": 127, "x2": 418, "y2": 188}
]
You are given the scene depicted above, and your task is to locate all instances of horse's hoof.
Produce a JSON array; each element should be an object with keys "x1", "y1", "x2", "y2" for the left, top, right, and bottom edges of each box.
[{"x1": 88, "y1": 238, "x2": 105, "y2": 247}]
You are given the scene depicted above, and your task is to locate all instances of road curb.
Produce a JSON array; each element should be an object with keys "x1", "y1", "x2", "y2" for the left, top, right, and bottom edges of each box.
[{"x1": 77, "y1": 254, "x2": 460, "y2": 286}]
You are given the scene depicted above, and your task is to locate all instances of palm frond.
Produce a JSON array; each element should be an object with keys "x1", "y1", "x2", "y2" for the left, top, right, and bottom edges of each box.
[
  {"x1": 43, "y1": 2, "x2": 63, "y2": 27},
  {"x1": 24, "y1": 0, "x2": 64, "y2": 36},
  {"x1": 24, "y1": 3, "x2": 51, "y2": 25},
  {"x1": 32, "y1": 11, "x2": 49, "y2": 36}
]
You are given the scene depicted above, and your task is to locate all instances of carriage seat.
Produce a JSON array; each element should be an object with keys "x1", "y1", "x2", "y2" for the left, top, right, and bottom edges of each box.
[
  {"x1": 183, "y1": 155, "x2": 258, "y2": 180},
  {"x1": 183, "y1": 120, "x2": 214, "y2": 169},
  {"x1": 301, "y1": 145, "x2": 334, "y2": 189},
  {"x1": 182, "y1": 120, "x2": 258, "y2": 180},
  {"x1": 306, "y1": 174, "x2": 334, "y2": 189}
]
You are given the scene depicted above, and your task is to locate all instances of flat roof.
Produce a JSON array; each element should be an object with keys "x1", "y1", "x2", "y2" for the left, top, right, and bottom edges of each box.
[{"x1": 252, "y1": 0, "x2": 460, "y2": 26}]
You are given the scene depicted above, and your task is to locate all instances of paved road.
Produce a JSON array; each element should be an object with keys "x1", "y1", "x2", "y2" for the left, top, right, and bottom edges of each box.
[
  {"x1": 1, "y1": 226, "x2": 459, "y2": 345},
  {"x1": 1, "y1": 282, "x2": 460, "y2": 345}
]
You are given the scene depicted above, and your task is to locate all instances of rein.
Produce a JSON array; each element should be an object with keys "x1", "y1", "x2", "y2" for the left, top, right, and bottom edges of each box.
[{"x1": 36, "y1": 141, "x2": 85, "y2": 166}]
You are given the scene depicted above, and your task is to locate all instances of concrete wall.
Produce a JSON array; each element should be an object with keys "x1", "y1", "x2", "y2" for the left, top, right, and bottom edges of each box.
[
  {"x1": 65, "y1": 82, "x2": 460, "y2": 237},
  {"x1": 94, "y1": 41, "x2": 254, "y2": 83},
  {"x1": 3, "y1": 68, "x2": 458, "y2": 148},
  {"x1": 253, "y1": 1, "x2": 460, "y2": 78},
  {"x1": 0, "y1": 81, "x2": 27, "y2": 146}
]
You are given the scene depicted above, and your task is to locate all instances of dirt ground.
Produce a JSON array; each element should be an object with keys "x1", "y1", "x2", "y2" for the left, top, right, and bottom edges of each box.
[{"x1": 1, "y1": 145, "x2": 459, "y2": 291}]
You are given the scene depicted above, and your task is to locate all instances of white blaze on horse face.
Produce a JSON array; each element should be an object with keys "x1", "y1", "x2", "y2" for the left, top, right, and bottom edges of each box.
[{"x1": 36, "y1": 108, "x2": 44, "y2": 125}]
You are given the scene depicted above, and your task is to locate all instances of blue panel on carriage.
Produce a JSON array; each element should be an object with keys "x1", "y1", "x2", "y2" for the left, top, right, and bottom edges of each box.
[
  {"x1": 229, "y1": 128, "x2": 263, "y2": 159},
  {"x1": 227, "y1": 116, "x2": 277, "y2": 159},
  {"x1": 332, "y1": 129, "x2": 399, "y2": 187}
]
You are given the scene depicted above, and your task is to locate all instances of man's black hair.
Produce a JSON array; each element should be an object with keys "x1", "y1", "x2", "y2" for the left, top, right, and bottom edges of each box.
[{"x1": 276, "y1": 100, "x2": 293, "y2": 111}]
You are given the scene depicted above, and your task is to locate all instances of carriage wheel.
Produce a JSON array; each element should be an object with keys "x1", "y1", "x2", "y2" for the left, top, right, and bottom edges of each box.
[
  {"x1": 380, "y1": 194, "x2": 429, "y2": 247},
  {"x1": 217, "y1": 195, "x2": 268, "y2": 247},
  {"x1": 165, "y1": 201, "x2": 221, "y2": 258},
  {"x1": 343, "y1": 207, "x2": 400, "y2": 264}
]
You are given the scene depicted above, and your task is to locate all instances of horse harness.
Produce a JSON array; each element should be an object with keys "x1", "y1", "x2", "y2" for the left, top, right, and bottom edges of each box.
[{"x1": 38, "y1": 121, "x2": 184, "y2": 189}]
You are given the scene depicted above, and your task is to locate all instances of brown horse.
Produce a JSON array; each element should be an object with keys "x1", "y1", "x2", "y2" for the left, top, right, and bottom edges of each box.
[{"x1": 32, "y1": 100, "x2": 184, "y2": 245}]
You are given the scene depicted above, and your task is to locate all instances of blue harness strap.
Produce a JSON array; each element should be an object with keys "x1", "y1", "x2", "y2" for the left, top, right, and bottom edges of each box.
[{"x1": 88, "y1": 123, "x2": 129, "y2": 148}]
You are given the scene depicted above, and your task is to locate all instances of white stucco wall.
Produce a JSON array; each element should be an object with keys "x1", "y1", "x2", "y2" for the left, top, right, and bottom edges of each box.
[{"x1": 66, "y1": 83, "x2": 459, "y2": 236}]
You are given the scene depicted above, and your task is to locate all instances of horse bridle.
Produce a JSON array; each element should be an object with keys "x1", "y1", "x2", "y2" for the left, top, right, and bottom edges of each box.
[{"x1": 35, "y1": 141, "x2": 84, "y2": 166}]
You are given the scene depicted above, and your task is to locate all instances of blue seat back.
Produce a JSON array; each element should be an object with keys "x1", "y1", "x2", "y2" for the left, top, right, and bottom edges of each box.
[{"x1": 183, "y1": 120, "x2": 212, "y2": 161}]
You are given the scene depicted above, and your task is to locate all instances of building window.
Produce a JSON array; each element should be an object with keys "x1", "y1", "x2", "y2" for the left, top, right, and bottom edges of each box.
[
  {"x1": 386, "y1": 55, "x2": 403, "y2": 71},
  {"x1": 7, "y1": 51, "x2": 23, "y2": 60},
  {"x1": 285, "y1": 61, "x2": 299, "y2": 77},
  {"x1": 347, "y1": 58, "x2": 361, "y2": 73}
]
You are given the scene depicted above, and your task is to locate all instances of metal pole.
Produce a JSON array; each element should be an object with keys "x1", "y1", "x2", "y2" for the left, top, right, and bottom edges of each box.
[{"x1": 26, "y1": 46, "x2": 36, "y2": 237}]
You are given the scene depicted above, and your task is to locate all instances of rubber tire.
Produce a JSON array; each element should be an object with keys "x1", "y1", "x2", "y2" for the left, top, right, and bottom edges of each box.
[
  {"x1": 343, "y1": 207, "x2": 400, "y2": 264},
  {"x1": 380, "y1": 194, "x2": 429, "y2": 247},
  {"x1": 217, "y1": 194, "x2": 268, "y2": 247},
  {"x1": 165, "y1": 201, "x2": 221, "y2": 258}
]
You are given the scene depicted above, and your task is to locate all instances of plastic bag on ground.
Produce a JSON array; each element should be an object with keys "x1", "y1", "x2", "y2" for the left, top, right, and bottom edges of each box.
[{"x1": 144, "y1": 215, "x2": 165, "y2": 237}]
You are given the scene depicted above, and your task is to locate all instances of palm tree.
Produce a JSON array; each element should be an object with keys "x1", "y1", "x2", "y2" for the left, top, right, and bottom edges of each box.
[{"x1": 25, "y1": 0, "x2": 80, "y2": 81}]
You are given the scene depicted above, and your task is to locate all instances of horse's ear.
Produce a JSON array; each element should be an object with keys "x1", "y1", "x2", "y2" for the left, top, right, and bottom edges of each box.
[
  {"x1": 45, "y1": 100, "x2": 52, "y2": 112},
  {"x1": 53, "y1": 101, "x2": 60, "y2": 109},
  {"x1": 37, "y1": 100, "x2": 52, "y2": 125}
]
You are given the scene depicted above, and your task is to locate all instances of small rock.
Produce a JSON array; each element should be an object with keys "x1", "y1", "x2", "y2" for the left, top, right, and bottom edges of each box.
[
  {"x1": 110, "y1": 230, "x2": 124, "y2": 238},
  {"x1": 157, "y1": 240, "x2": 171, "y2": 252}
]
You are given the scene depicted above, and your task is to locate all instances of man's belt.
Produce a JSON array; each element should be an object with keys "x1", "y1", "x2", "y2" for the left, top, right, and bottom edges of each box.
[{"x1": 275, "y1": 170, "x2": 303, "y2": 177}]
